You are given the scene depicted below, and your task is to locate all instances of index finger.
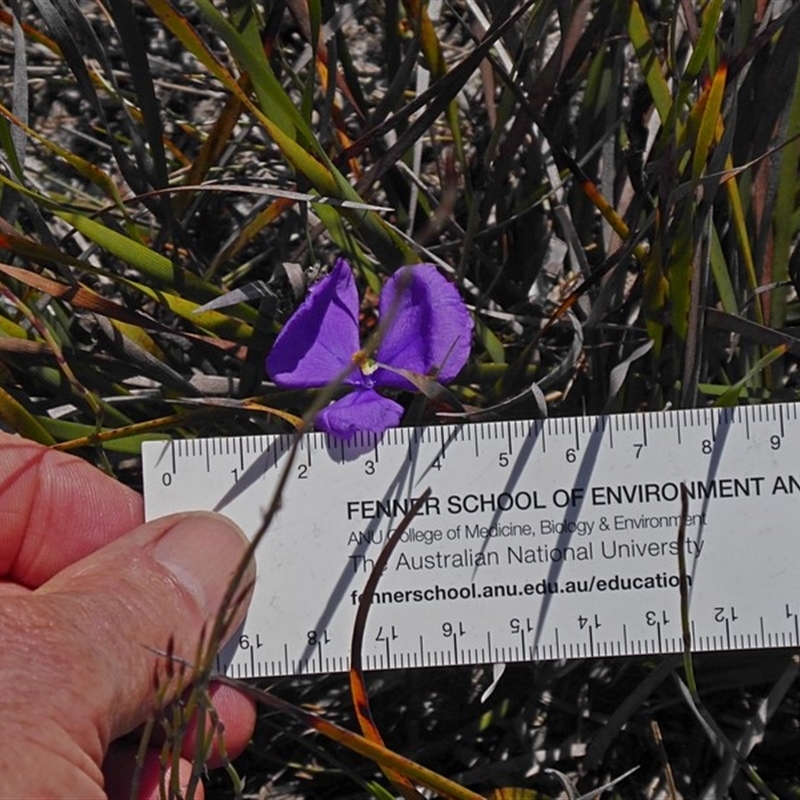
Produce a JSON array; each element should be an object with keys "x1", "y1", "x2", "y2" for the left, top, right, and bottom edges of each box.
[{"x1": 0, "y1": 433, "x2": 143, "y2": 587}]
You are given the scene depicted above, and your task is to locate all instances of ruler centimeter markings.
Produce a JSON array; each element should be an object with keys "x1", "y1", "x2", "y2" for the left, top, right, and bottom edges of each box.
[{"x1": 143, "y1": 403, "x2": 800, "y2": 678}]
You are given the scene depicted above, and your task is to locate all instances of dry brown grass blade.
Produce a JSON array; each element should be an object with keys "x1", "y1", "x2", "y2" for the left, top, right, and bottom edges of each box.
[
  {"x1": 0, "y1": 263, "x2": 245, "y2": 357},
  {"x1": 0, "y1": 263, "x2": 168, "y2": 331},
  {"x1": 175, "y1": 74, "x2": 249, "y2": 216},
  {"x1": 650, "y1": 720, "x2": 679, "y2": 800}
]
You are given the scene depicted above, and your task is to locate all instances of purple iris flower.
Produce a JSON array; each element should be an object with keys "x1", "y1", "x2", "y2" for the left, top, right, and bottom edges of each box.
[{"x1": 266, "y1": 258, "x2": 473, "y2": 439}]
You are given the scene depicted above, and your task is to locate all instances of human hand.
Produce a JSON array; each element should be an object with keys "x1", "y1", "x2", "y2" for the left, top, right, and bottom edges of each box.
[{"x1": 0, "y1": 433, "x2": 256, "y2": 799}]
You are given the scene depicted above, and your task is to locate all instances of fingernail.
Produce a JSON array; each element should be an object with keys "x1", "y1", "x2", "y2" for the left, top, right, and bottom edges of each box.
[{"x1": 153, "y1": 512, "x2": 254, "y2": 617}]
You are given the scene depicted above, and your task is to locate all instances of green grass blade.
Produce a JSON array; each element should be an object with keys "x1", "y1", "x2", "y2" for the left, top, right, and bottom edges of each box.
[
  {"x1": 692, "y1": 63, "x2": 727, "y2": 180},
  {"x1": 668, "y1": 209, "x2": 693, "y2": 341},
  {"x1": 714, "y1": 344, "x2": 788, "y2": 407},
  {"x1": 708, "y1": 224, "x2": 739, "y2": 315},
  {"x1": 682, "y1": 0, "x2": 723, "y2": 86},
  {"x1": 55, "y1": 211, "x2": 223, "y2": 301},
  {"x1": 40, "y1": 417, "x2": 170, "y2": 453},
  {"x1": 0, "y1": 385, "x2": 56, "y2": 443},
  {"x1": 724, "y1": 163, "x2": 763, "y2": 324},
  {"x1": 770, "y1": 53, "x2": 800, "y2": 328},
  {"x1": 193, "y1": 0, "x2": 315, "y2": 148},
  {"x1": 628, "y1": 0, "x2": 672, "y2": 123}
]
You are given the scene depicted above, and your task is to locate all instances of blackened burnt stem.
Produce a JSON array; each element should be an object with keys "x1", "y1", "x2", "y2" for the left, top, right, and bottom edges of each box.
[
  {"x1": 350, "y1": 488, "x2": 434, "y2": 673},
  {"x1": 677, "y1": 482, "x2": 696, "y2": 691}
]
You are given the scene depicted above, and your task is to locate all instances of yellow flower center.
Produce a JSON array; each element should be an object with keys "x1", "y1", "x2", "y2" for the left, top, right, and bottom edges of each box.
[{"x1": 352, "y1": 349, "x2": 378, "y2": 375}]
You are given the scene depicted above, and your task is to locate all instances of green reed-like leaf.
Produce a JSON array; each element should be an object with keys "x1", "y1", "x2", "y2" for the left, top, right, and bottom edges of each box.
[
  {"x1": 474, "y1": 316, "x2": 505, "y2": 365},
  {"x1": 628, "y1": 0, "x2": 672, "y2": 123},
  {"x1": 52, "y1": 213, "x2": 258, "y2": 339},
  {"x1": 41, "y1": 417, "x2": 170, "y2": 453},
  {"x1": 125, "y1": 278, "x2": 253, "y2": 340},
  {"x1": 708, "y1": 224, "x2": 738, "y2": 315},
  {"x1": 0, "y1": 312, "x2": 29, "y2": 339},
  {"x1": 56, "y1": 211, "x2": 220, "y2": 298},
  {"x1": 403, "y1": 0, "x2": 465, "y2": 166},
  {"x1": 681, "y1": 0, "x2": 723, "y2": 86},
  {"x1": 667, "y1": 208, "x2": 693, "y2": 342},
  {"x1": 714, "y1": 344, "x2": 788, "y2": 407},
  {"x1": 692, "y1": 62, "x2": 727, "y2": 180},
  {"x1": 0, "y1": 385, "x2": 56, "y2": 443},
  {"x1": 724, "y1": 164, "x2": 763, "y2": 324},
  {"x1": 771, "y1": 53, "x2": 800, "y2": 328},
  {"x1": 642, "y1": 239, "x2": 668, "y2": 355}
]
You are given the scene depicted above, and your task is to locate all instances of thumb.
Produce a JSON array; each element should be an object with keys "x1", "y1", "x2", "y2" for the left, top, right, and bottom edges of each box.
[{"x1": 6, "y1": 511, "x2": 255, "y2": 759}]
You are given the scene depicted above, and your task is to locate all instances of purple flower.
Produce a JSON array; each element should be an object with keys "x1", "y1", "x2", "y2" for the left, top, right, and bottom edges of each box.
[{"x1": 266, "y1": 259, "x2": 473, "y2": 439}]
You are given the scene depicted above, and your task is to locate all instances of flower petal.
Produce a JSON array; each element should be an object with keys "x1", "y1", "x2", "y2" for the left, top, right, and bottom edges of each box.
[
  {"x1": 374, "y1": 265, "x2": 473, "y2": 391},
  {"x1": 316, "y1": 389, "x2": 404, "y2": 439},
  {"x1": 266, "y1": 259, "x2": 361, "y2": 388}
]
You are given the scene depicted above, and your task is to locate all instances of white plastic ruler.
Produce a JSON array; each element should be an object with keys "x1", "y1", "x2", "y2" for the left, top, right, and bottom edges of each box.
[{"x1": 143, "y1": 403, "x2": 800, "y2": 678}]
